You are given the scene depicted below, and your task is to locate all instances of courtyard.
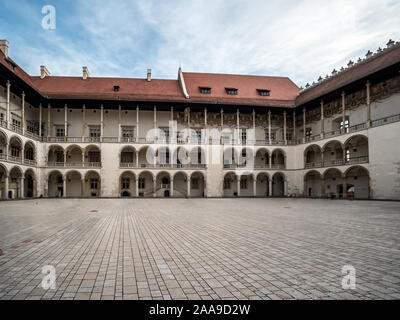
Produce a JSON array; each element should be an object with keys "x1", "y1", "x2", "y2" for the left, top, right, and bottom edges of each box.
[{"x1": 0, "y1": 198, "x2": 399, "y2": 300}]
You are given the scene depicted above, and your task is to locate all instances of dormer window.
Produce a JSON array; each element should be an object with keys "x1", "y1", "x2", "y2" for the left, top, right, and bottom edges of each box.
[
  {"x1": 113, "y1": 85, "x2": 120, "y2": 92},
  {"x1": 226, "y1": 88, "x2": 238, "y2": 95},
  {"x1": 199, "y1": 87, "x2": 211, "y2": 94},
  {"x1": 257, "y1": 89, "x2": 270, "y2": 96}
]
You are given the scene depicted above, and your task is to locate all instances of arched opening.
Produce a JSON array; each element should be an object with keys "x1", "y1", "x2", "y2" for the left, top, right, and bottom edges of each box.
[
  {"x1": 48, "y1": 145, "x2": 64, "y2": 165},
  {"x1": 138, "y1": 146, "x2": 155, "y2": 168},
  {"x1": 272, "y1": 172, "x2": 286, "y2": 196},
  {"x1": 0, "y1": 164, "x2": 8, "y2": 199},
  {"x1": 120, "y1": 171, "x2": 136, "y2": 197},
  {"x1": 238, "y1": 148, "x2": 254, "y2": 168},
  {"x1": 156, "y1": 172, "x2": 171, "y2": 197},
  {"x1": 304, "y1": 171, "x2": 322, "y2": 198},
  {"x1": 138, "y1": 171, "x2": 154, "y2": 197},
  {"x1": 66, "y1": 145, "x2": 83, "y2": 167},
  {"x1": 120, "y1": 146, "x2": 137, "y2": 167},
  {"x1": 223, "y1": 147, "x2": 236, "y2": 168},
  {"x1": 255, "y1": 149, "x2": 270, "y2": 169},
  {"x1": 345, "y1": 166, "x2": 370, "y2": 199},
  {"x1": 84, "y1": 171, "x2": 101, "y2": 197},
  {"x1": 24, "y1": 141, "x2": 36, "y2": 165},
  {"x1": 344, "y1": 135, "x2": 369, "y2": 164},
  {"x1": 322, "y1": 141, "x2": 343, "y2": 166},
  {"x1": 9, "y1": 136, "x2": 22, "y2": 161},
  {"x1": 304, "y1": 145, "x2": 322, "y2": 168},
  {"x1": 24, "y1": 169, "x2": 35, "y2": 198},
  {"x1": 174, "y1": 147, "x2": 189, "y2": 167},
  {"x1": 256, "y1": 173, "x2": 270, "y2": 197},
  {"x1": 190, "y1": 172, "x2": 205, "y2": 198},
  {"x1": 156, "y1": 147, "x2": 170, "y2": 167},
  {"x1": 239, "y1": 174, "x2": 254, "y2": 197},
  {"x1": 223, "y1": 172, "x2": 238, "y2": 197},
  {"x1": 190, "y1": 147, "x2": 206, "y2": 167},
  {"x1": 9, "y1": 166, "x2": 23, "y2": 198},
  {"x1": 323, "y1": 168, "x2": 343, "y2": 199},
  {"x1": 48, "y1": 171, "x2": 64, "y2": 197},
  {"x1": 0, "y1": 130, "x2": 7, "y2": 160},
  {"x1": 85, "y1": 146, "x2": 101, "y2": 167},
  {"x1": 66, "y1": 171, "x2": 82, "y2": 197},
  {"x1": 271, "y1": 149, "x2": 286, "y2": 169},
  {"x1": 172, "y1": 172, "x2": 187, "y2": 197}
]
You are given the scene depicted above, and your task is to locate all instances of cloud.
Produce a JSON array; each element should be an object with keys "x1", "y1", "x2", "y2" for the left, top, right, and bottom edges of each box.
[{"x1": 1, "y1": 0, "x2": 400, "y2": 86}]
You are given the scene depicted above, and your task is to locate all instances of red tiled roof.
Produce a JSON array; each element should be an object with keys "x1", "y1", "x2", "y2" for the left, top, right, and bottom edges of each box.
[
  {"x1": 183, "y1": 72, "x2": 299, "y2": 107},
  {"x1": 296, "y1": 42, "x2": 400, "y2": 106},
  {"x1": 30, "y1": 76, "x2": 186, "y2": 102}
]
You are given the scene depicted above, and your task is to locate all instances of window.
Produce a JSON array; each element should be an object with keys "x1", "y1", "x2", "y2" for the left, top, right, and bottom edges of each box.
[
  {"x1": 122, "y1": 126, "x2": 135, "y2": 138},
  {"x1": 113, "y1": 85, "x2": 120, "y2": 92},
  {"x1": 240, "y1": 178, "x2": 248, "y2": 189},
  {"x1": 224, "y1": 179, "x2": 231, "y2": 189},
  {"x1": 0, "y1": 112, "x2": 4, "y2": 122},
  {"x1": 199, "y1": 87, "x2": 211, "y2": 94},
  {"x1": 191, "y1": 178, "x2": 199, "y2": 190},
  {"x1": 56, "y1": 151, "x2": 64, "y2": 163},
  {"x1": 88, "y1": 151, "x2": 100, "y2": 163},
  {"x1": 340, "y1": 119, "x2": 350, "y2": 131},
  {"x1": 12, "y1": 118, "x2": 21, "y2": 128},
  {"x1": 139, "y1": 178, "x2": 145, "y2": 189},
  {"x1": 57, "y1": 176, "x2": 63, "y2": 184},
  {"x1": 265, "y1": 129, "x2": 275, "y2": 141},
  {"x1": 11, "y1": 146, "x2": 20, "y2": 157},
  {"x1": 56, "y1": 127, "x2": 65, "y2": 137},
  {"x1": 305, "y1": 128, "x2": 312, "y2": 138},
  {"x1": 89, "y1": 126, "x2": 101, "y2": 138},
  {"x1": 241, "y1": 130, "x2": 247, "y2": 143},
  {"x1": 346, "y1": 148, "x2": 350, "y2": 162},
  {"x1": 257, "y1": 89, "x2": 270, "y2": 96},
  {"x1": 225, "y1": 88, "x2": 238, "y2": 95},
  {"x1": 26, "y1": 149, "x2": 34, "y2": 160},
  {"x1": 121, "y1": 152, "x2": 133, "y2": 163},
  {"x1": 122, "y1": 178, "x2": 130, "y2": 189},
  {"x1": 90, "y1": 179, "x2": 99, "y2": 190}
]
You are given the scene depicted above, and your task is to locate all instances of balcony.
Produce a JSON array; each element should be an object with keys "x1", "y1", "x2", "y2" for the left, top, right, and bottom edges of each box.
[
  {"x1": 47, "y1": 162, "x2": 102, "y2": 168},
  {"x1": 120, "y1": 162, "x2": 206, "y2": 169},
  {"x1": 305, "y1": 156, "x2": 369, "y2": 169}
]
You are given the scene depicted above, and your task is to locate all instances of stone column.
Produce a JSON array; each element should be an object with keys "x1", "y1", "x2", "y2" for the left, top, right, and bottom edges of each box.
[
  {"x1": 284, "y1": 179, "x2": 288, "y2": 197},
  {"x1": 135, "y1": 178, "x2": 139, "y2": 197},
  {"x1": 81, "y1": 179, "x2": 85, "y2": 197},
  {"x1": 343, "y1": 177, "x2": 347, "y2": 199},
  {"x1": 63, "y1": 177, "x2": 67, "y2": 198},
  {"x1": 236, "y1": 176, "x2": 241, "y2": 197},
  {"x1": 320, "y1": 100, "x2": 324, "y2": 138},
  {"x1": 136, "y1": 105, "x2": 139, "y2": 142},
  {"x1": 20, "y1": 177, "x2": 24, "y2": 199},
  {"x1": 39, "y1": 104, "x2": 42, "y2": 138},
  {"x1": 366, "y1": 81, "x2": 371, "y2": 125},
  {"x1": 187, "y1": 178, "x2": 191, "y2": 197},
  {"x1": 253, "y1": 177, "x2": 257, "y2": 197},
  {"x1": 153, "y1": 178, "x2": 157, "y2": 198},
  {"x1": 154, "y1": 105, "x2": 157, "y2": 130},
  {"x1": 269, "y1": 179, "x2": 272, "y2": 197},
  {"x1": 268, "y1": 110, "x2": 272, "y2": 145},
  {"x1": 64, "y1": 150, "x2": 67, "y2": 167},
  {"x1": 136, "y1": 150, "x2": 139, "y2": 168},
  {"x1": 21, "y1": 91, "x2": 25, "y2": 135},
  {"x1": 82, "y1": 104, "x2": 86, "y2": 139},
  {"x1": 236, "y1": 109, "x2": 240, "y2": 143},
  {"x1": 283, "y1": 111, "x2": 287, "y2": 145},
  {"x1": 303, "y1": 108, "x2": 306, "y2": 142},
  {"x1": 21, "y1": 147, "x2": 24, "y2": 164},
  {"x1": 118, "y1": 105, "x2": 121, "y2": 142},
  {"x1": 221, "y1": 109, "x2": 224, "y2": 127},
  {"x1": 6, "y1": 80, "x2": 10, "y2": 128},
  {"x1": 100, "y1": 104, "x2": 104, "y2": 142},
  {"x1": 4, "y1": 143, "x2": 8, "y2": 160},
  {"x1": 33, "y1": 179, "x2": 37, "y2": 197},
  {"x1": 269, "y1": 152, "x2": 272, "y2": 169},
  {"x1": 64, "y1": 104, "x2": 68, "y2": 142},
  {"x1": 82, "y1": 151, "x2": 85, "y2": 167},
  {"x1": 293, "y1": 111, "x2": 296, "y2": 142},
  {"x1": 170, "y1": 179, "x2": 174, "y2": 197},
  {"x1": 47, "y1": 103, "x2": 51, "y2": 138},
  {"x1": 4, "y1": 177, "x2": 9, "y2": 199},
  {"x1": 341, "y1": 91, "x2": 346, "y2": 133}
]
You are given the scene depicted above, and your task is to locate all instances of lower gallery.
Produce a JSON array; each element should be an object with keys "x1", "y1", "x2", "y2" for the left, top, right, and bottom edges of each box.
[{"x1": 0, "y1": 39, "x2": 400, "y2": 200}]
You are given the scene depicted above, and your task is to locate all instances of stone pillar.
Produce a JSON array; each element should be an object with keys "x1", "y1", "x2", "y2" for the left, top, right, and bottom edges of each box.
[
  {"x1": 64, "y1": 150, "x2": 67, "y2": 166},
  {"x1": 269, "y1": 152, "x2": 272, "y2": 169},
  {"x1": 39, "y1": 104, "x2": 42, "y2": 138},
  {"x1": 135, "y1": 179, "x2": 139, "y2": 197},
  {"x1": 21, "y1": 91, "x2": 25, "y2": 135},
  {"x1": 253, "y1": 177, "x2": 257, "y2": 197},
  {"x1": 204, "y1": 107, "x2": 208, "y2": 143},
  {"x1": 63, "y1": 178, "x2": 67, "y2": 198},
  {"x1": 33, "y1": 179, "x2": 37, "y2": 197},
  {"x1": 20, "y1": 177, "x2": 24, "y2": 199},
  {"x1": 118, "y1": 105, "x2": 121, "y2": 142},
  {"x1": 293, "y1": 111, "x2": 296, "y2": 142},
  {"x1": 187, "y1": 178, "x2": 191, "y2": 198},
  {"x1": 6, "y1": 80, "x2": 10, "y2": 128},
  {"x1": 4, "y1": 177, "x2": 9, "y2": 199},
  {"x1": 154, "y1": 105, "x2": 157, "y2": 130},
  {"x1": 81, "y1": 179, "x2": 85, "y2": 197},
  {"x1": 136, "y1": 105, "x2": 139, "y2": 142},
  {"x1": 320, "y1": 100, "x2": 324, "y2": 138},
  {"x1": 153, "y1": 178, "x2": 157, "y2": 198},
  {"x1": 268, "y1": 110, "x2": 272, "y2": 144},
  {"x1": 100, "y1": 104, "x2": 104, "y2": 142},
  {"x1": 21, "y1": 147, "x2": 24, "y2": 163},
  {"x1": 303, "y1": 108, "x2": 306, "y2": 143},
  {"x1": 341, "y1": 91, "x2": 346, "y2": 133},
  {"x1": 269, "y1": 179, "x2": 272, "y2": 197},
  {"x1": 82, "y1": 151, "x2": 85, "y2": 167},
  {"x1": 4, "y1": 143, "x2": 8, "y2": 160},
  {"x1": 64, "y1": 104, "x2": 68, "y2": 142},
  {"x1": 47, "y1": 103, "x2": 51, "y2": 138},
  {"x1": 82, "y1": 104, "x2": 86, "y2": 139},
  {"x1": 221, "y1": 109, "x2": 224, "y2": 127},
  {"x1": 252, "y1": 109, "x2": 256, "y2": 131},
  {"x1": 283, "y1": 111, "x2": 287, "y2": 145},
  {"x1": 136, "y1": 150, "x2": 139, "y2": 168},
  {"x1": 237, "y1": 176, "x2": 241, "y2": 197},
  {"x1": 236, "y1": 109, "x2": 240, "y2": 143},
  {"x1": 284, "y1": 179, "x2": 288, "y2": 197},
  {"x1": 366, "y1": 81, "x2": 371, "y2": 125},
  {"x1": 170, "y1": 179, "x2": 174, "y2": 197}
]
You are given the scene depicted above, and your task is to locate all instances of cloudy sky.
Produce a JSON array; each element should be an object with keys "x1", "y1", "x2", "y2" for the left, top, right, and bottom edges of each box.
[{"x1": 1, "y1": 0, "x2": 399, "y2": 87}]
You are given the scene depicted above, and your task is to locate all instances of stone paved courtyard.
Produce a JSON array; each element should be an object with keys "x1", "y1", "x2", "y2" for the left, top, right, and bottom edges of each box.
[{"x1": 0, "y1": 198, "x2": 399, "y2": 300}]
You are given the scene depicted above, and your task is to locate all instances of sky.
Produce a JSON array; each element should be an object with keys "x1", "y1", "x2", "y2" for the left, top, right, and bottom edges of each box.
[{"x1": 0, "y1": 0, "x2": 399, "y2": 87}]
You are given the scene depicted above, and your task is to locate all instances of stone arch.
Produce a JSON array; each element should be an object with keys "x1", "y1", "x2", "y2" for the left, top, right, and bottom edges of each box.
[
  {"x1": 155, "y1": 146, "x2": 171, "y2": 166},
  {"x1": 172, "y1": 171, "x2": 188, "y2": 197},
  {"x1": 173, "y1": 146, "x2": 190, "y2": 166},
  {"x1": 0, "y1": 163, "x2": 8, "y2": 199},
  {"x1": 344, "y1": 135, "x2": 369, "y2": 164},
  {"x1": 255, "y1": 148, "x2": 270, "y2": 168},
  {"x1": 223, "y1": 171, "x2": 238, "y2": 197},
  {"x1": 24, "y1": 140, "x2": 36, "y2": 162},
  {"x1": 271, "y1": 148, "x2": 286, "y2": 169},
  {"x1": 8, "y1": 166, "x2": 23, "y2": 199},
  {"x1": 48, "y1": 145, "x2": 65, "y2": 164},
  {"x1": 272, "y1": 172, "x2": 286, "y2": 196},
  {"x1": 24, "y1": 168, "x2": 36, "y2": 198},
  {"x1": 190, "y1": 171, "x2": 205, "y2": 197},
  {"x1": 304, "y1": 170, "x2": 323, "y2": 198},
  {"x1": 47, "y1": 170, "x2": 64, "y2": 198},
  {"x1": 120, "y1": 146, "x2": 137, "y2": 167},
  {"x1": 120, "y1": 171, "x2": 136, "y2": 197},
  {"x1": 138, "y1": 146, "x2": 156, "y2": 167},
  {"x1": 66, "y1": 145, "x2": 84, "y2": 165},
  {"x1": 322, "y1": 140, "x2": 344, "y2": 166},
  {"x1": 84, "y1": 170, "x2": 101, "y2": 197},
  {"x1": 66, "y1": 170, "x2": 82, "y2": 197},
  {"x1": 344, "y1": 166, "x2": 370, "y2": 199},
  {"x1": 9, "y1": 136, "x2": 23, "y2": 160},
  {"x1": 304, "y1": 144, "x2": 322, "y2": 168},
  {"x1": 323, "y1": 168, "x2": 344, "y2": 199},
  {"x1": 0, "y1": 130, "x2": 7, "y2": 160},
  {"x1": 256, "y1": 172, "x2": 270, "y2": 197},
  {"x1": 189, "y1": 146, "x2": 206, "y2": 166},
  {"x1": 138, "y1": 170, "x2": 155, "y2": 197},
  {"x1": 156, "y1": 171, "x2": 172, "y2": 197},
  {"x1": 85, "y1": 145, "x2": 101, "y2": 165}
]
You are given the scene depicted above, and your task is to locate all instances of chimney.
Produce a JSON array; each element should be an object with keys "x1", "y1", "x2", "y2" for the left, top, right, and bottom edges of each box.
[
  {"x1": 83, "y1": 66, "x2": 90, "y2": 80},
  {"x1": 147, "y1": 69, "x2": 152, "y2": 82},
  {"x1": 0, "y1": 40, "x2": 9, "y2": 58},
  {"x1": 40, "y1": 65, "x2": 51, "y2": 79}
]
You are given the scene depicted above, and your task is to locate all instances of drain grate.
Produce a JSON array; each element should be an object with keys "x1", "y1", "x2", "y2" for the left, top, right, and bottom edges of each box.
[{"x1": 90, "y1": 210, "x2": 98, "y2": 213}]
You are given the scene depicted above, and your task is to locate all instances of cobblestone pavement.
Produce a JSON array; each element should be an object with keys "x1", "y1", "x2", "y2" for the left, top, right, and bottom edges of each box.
[{"x1": 0, "y1": 198, "x2": 399, "y2": 300}]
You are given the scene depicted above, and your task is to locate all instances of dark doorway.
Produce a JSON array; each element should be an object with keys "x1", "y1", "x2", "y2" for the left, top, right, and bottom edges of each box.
[{"x1": 164, "y1": 190, "x2": 170, "y2": 197}]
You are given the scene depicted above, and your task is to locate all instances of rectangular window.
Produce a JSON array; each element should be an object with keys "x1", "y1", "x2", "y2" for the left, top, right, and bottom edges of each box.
[
  {"x1": 305, "y1": 128, "x2": 312, "y2": 138},
  {"x1": 139, "y1": 178, "x2": 145, "y2": 189},
  {"x1": 56, "y1": 127, "x2": 65, "y2": 137},
  {"x1": 225, "y1": 88, "x2": 238, "y2": 95},
  {"x1": 241, "y1": 130, "x2": 247, "y2": 143},
  {"x1": 257, "y1": 89, "x2": 270, "y2": 96},
  {"x1": 340, "y1": 120, "x2": 350, "y2": 131},
  {"x1": 286, "y1": 131, "x2": 293, "y2": 141},
  {"x1": 265, "y1": 129, "x2": 275, "y2": 141},
  {"x1": 11, "y1": 147, "x2": 20, "y2": 157},
  {"x1": 122, "y1": 126, "x2": 135, "y2": 138},
  {"x1": 12, "y1": 118, "x2": 21, "y2": 128},
  {"x1": 191, "y1": 178, "x2": 199, "y2": 190},
  {"x1": 122, "y1": 178, "x2": 130, "y2": 189},
  {"x1": 89, "y1": 126, "x2": 101, "y2": 138},
  {"x1": 199, "y1": 87, "x2": 211, "y2": 94}
]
